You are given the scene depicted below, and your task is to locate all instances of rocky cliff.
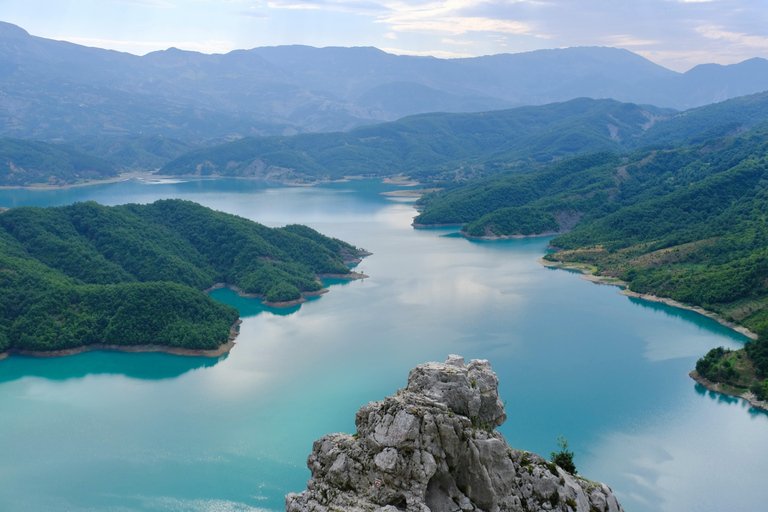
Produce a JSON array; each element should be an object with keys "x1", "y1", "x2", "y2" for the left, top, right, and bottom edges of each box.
[{"x1": 286, "y1": 355, "x2": 623, "y2": 512}]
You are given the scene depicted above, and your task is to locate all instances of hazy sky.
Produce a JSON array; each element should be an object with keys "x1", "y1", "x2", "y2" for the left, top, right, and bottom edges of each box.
[{"x1": 1, "y1": 0, "x2": 767, "y2": 71}]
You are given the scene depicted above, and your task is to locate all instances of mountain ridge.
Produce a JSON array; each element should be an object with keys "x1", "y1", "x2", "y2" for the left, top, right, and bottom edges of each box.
[{"x1": 1, "y1": 21, "x2": 767, "y2": 143}]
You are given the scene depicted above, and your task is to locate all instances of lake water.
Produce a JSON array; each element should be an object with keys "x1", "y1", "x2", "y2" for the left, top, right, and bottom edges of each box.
[{"x1": 0, "y1": 178, "x2": 766, "y2": 512}]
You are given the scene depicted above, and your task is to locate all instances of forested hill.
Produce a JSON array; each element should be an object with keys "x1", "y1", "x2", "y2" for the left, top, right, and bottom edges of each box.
[
  {"x1": 158, "y1": 91, "x2": 768, "y2": 184},
  {"x1": 0, "y1": 138, "x2": 117, "y2": 186},
  {"x1": 0, "y1": 200, "x2": 364, "y2": 354},
  {"x1": 158, "y1": 98, "x2": 672, "y2": 183}
]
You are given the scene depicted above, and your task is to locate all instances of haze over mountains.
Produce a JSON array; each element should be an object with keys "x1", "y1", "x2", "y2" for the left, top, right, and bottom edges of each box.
[{"x1": 2, "y1": 20, "x2": 768, "y2": 144}]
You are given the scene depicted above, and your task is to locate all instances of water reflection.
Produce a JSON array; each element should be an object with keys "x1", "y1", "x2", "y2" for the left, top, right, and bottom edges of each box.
[
  {"x1": 0, "y1": 351, "x2": 221, "y2": 384},
  {"x1": 627, "y1": 297, "x2": 748, "y2": 343}
]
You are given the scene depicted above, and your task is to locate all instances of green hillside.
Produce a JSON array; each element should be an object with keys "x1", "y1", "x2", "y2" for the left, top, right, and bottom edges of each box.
[
  {"x1": 0, "y1": 138, "x2": 117, "y2": 186},
  {"x1": 0, "y1": 200, "x2": 363, "y2": 354},
  {"x1": 157, "y1": 98, "x2": 672, "y2": 183}
]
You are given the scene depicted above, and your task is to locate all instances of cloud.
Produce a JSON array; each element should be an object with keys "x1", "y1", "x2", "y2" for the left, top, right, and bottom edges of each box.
[
  {"x1": 602, "y1": 35, "x2": 661, "y2": 46},
  {"x1": 238, "y1": 9, "x2": 271, "y2": 17},
  {"x1": 442, "y1": 38, "x2": 476, "y2": 45},
  {"x1": 383, "y1": 32, "x2": 398, "y2": 39},
  {"x1": 265, "y1": 0, "x2": 538, "y2": 36},
  {"x1": 377, "y1": 0, "x2": 536, "y2": 36},
  {"x1": 60, "y1": 37, "x2": 237, "y2": 55},
  {"x1": 379, "y1": 47, "x2": 475, "y2": 58},
  {"x1": 112, "y1": 0, "x2": 176, "y2": 7},
  {"x1": 266, "y1": 0, "x2": 385, "y2": 13},
  {"x1": 696, "y1": 25, "x2": 768, "y2": 49}
]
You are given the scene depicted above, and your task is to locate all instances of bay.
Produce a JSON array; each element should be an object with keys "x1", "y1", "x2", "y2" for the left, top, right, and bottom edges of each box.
[{"x1": 0, "y1": 178, "x2": 765, "y2": 512}]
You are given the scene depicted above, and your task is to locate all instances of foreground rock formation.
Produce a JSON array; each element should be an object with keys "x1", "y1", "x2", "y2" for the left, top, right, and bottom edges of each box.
[{"x1": 287, "y1": 355, "x2": 623, "y2": 512}]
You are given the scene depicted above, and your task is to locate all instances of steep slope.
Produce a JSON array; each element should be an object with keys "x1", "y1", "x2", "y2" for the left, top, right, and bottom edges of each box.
[{"x1": 287, "y1": 355, "x2": 623, "y2": 512}]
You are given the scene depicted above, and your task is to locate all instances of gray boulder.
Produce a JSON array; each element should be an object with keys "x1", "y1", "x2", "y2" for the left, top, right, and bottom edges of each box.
[{"x1": 286, "y1": 356, "x2": 623, "y2": 512}]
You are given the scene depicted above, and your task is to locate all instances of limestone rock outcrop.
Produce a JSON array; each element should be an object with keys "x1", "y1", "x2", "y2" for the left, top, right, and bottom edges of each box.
[{"x1": 286, "y1": 355, "x2": 623, "y2": 512}]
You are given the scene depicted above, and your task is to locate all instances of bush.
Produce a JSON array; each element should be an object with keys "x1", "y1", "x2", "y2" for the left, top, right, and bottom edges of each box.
[{"x1": 550, "y1": 436, "x2": 577, "y2": 475}]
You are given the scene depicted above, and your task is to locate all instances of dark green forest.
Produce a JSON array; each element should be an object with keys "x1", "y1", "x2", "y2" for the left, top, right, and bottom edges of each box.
[{"x1": 0, "y1": 200, "x2": 361, "y2": 353}]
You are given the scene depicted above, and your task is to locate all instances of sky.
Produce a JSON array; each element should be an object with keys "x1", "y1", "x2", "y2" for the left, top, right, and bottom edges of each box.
[{"x1": 1, "y1": 0, "x2": 767, "y2": 71}]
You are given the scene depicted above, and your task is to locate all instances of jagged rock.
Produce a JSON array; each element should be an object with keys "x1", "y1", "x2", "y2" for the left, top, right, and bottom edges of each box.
[{"x1": 286, "y1": 356, "x2": 624, "y2": 512}]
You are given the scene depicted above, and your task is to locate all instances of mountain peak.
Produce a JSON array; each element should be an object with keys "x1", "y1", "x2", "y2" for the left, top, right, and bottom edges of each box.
[{"x1": 0, "y1": 21, "x2": 30, "y2": 39}]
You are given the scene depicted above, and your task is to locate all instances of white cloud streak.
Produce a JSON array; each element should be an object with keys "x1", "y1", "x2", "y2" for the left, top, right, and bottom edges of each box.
[
  {"x1": 60, "y1": 37, "x2": 237, "y2": 55},
  {"x1": 380, "y1": 46, "x2": 475, "y2": 58},
  {"x1": 696, "y1": 25, "x2": 768, "y2": 49}
]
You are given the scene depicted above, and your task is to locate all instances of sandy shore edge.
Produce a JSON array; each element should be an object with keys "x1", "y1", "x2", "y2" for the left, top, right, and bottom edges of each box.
[
  {"x1": 538, "y1": 257, "x2": 758, "y2": 340},
  {"x1": 689, "y1": 370, "x2": 768, "y2": 412},
  {"x1": 0, "y1": 319, "x2": 242, "y2": 360}
]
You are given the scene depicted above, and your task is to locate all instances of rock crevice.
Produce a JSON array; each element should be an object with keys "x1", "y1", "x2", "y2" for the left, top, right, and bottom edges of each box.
[{"x1": 286, "y1": 355, "x2": 623, "y2": 512}]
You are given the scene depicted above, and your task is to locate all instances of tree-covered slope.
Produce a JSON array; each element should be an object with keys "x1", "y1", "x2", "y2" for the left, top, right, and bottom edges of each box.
[
  {"x1": 157, "y1": 98, "x2": 671, "y2": 183},
  {"x1": 0, "y1": 200, "x2": 363, "y2": 353},
  {"x1": 0, "y1": 138, "x2": 117, "y2": 186},
  {"x1": 159, "y1": 91, "x2": 768, "y2": 185}
]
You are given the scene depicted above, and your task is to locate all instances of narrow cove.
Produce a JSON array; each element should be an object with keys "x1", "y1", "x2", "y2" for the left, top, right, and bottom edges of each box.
[{"x1": 0, "y1": 178, "x2": 765, "y2": 512}]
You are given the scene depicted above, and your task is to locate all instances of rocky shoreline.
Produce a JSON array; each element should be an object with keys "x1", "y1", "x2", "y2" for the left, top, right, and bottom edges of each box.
[
  {"x1": 689, "y1": 370, "x2": 768, "y2": 413},
  {"x1": 0, "y1": 319, "x2": 242, "y2": 361}
]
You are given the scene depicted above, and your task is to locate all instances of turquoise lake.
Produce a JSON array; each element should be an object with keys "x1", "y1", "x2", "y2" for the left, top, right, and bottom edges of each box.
[{"x1": 0, "y1": 178, "x2": 766, "y2": 512}]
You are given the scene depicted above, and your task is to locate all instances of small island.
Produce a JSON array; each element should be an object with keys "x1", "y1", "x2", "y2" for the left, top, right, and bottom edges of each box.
[{"x1": 0, "y1": 199, "x2": 368, "y2": 359}]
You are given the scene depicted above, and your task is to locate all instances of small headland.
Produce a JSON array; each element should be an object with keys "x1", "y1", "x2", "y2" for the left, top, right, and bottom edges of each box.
[
  {"x1": 690, "y1": 370, "x2": 768, "y2": 413},
  {"x1": 204, "y1": 269, "x2": 369, "y2": 309}
]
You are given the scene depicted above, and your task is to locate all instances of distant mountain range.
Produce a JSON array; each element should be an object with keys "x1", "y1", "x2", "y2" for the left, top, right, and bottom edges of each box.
[{"x1": 1, "y1": 21, "x2": 768, "y2": 143}]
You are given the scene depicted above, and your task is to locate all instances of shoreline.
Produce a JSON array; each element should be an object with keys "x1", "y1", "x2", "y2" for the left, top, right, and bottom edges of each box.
[
  {"x1": 0, "y1": 171, "x2": 155, "y2": 190},
  {"x1": 412, "y1": 222, "x2": 463, "y2": 228},
  {"x1": 0, "y1": 319, "x2": 242, "y2": 361},
  {"x1": 461, "y1": 230, "x2": 562, "y2": 240},
  {"x1": 381, "y1": 188, "x2": 441, "y2": 198},
  {"x1": 1, "y1": 173, "x2": 423, "y2": 191},
  {"x1": 689, "y1": 370, "x2": 768, "y2": 413},
  {"x1": 537, "y1": 257, "x2": 758, "y2": 340},
  {"x1": 204, "y1": 272, "x2": 368, "y2": 309}
]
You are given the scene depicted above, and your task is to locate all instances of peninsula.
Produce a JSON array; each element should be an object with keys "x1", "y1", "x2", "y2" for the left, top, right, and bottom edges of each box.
[{"x1": 0, "y1": 199, "x2": 367, "y2": 359}]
